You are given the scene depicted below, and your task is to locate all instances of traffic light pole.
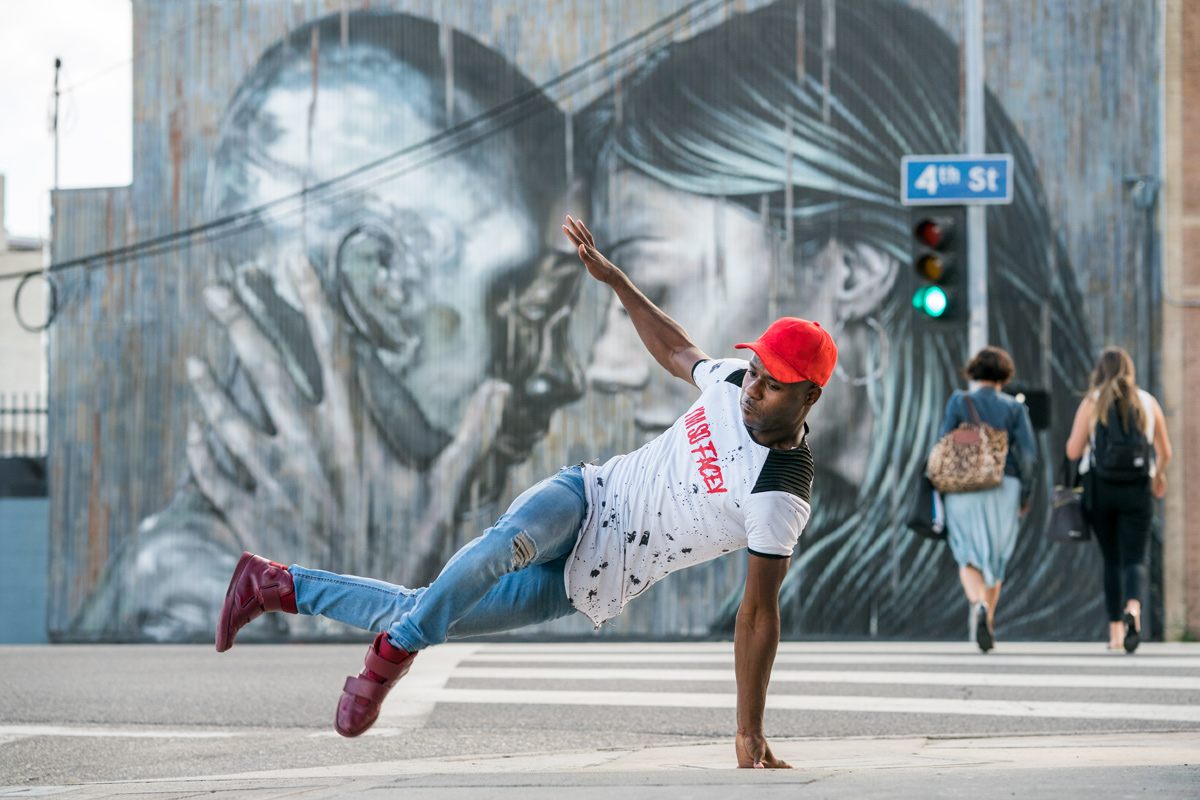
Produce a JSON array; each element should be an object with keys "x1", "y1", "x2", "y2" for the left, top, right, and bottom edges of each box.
[{"x1": 965, "y1": 0, "x2": 988, "y2": 357}]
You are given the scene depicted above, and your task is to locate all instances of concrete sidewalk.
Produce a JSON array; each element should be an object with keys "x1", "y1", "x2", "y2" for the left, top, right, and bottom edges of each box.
[{"x1": 4, "y1": 730, "x2": 1197, "y2": 798}]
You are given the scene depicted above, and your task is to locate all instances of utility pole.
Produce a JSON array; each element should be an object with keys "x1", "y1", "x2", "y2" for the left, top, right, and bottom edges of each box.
[
  {"x1": 52, "y1": 58, "x2": 62, "y2": 191},
  {"x1": 964, "y1": 0, "x2": 987, "y2": 355}
]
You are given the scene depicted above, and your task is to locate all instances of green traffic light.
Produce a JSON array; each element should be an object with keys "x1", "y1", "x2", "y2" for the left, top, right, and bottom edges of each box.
[{"x1": 912, "y1": 286, "x2": 948, "y2": 318}]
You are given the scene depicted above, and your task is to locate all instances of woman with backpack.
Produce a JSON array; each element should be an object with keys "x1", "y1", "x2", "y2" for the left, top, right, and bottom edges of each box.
[
  {"x1": 935, "y1": 347, "x2": 1038, "y2": 653},
  {"x1": 1066, "y1": 347, "x2": 1172, "y2": 653}
]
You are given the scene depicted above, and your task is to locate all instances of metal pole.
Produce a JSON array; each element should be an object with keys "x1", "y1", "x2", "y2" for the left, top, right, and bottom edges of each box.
[
  {"x1": 964, "y1": 0, "x2": 988, "y2": 355},
  {"x1": 53, "y1": 58, "x2": 61, "y2": 191}
]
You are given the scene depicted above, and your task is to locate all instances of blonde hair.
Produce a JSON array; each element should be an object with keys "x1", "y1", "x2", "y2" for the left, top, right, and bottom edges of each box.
[{"x1": 1088, "y1": 347, "x2": 1146, "y2": 435}]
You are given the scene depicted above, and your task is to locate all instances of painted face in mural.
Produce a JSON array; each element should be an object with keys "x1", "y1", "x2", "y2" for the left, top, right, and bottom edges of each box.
[
  {"x1": 70, "y1": 12, "x2": 580, "y2": 642},
  {"x1": 211, "y1": 59, "x2": 539, "y2": 439},
  {"x1": 588, "y1": 166, "x2": 895, "y2": 484},
  {"x1": 575, "y1": 0, "x2": 1099, "y2": 642}
]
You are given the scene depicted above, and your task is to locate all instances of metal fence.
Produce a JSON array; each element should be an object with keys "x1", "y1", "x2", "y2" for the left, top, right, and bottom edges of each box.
[{"x1": 0, "y1": 394, "x2": 47, "y2": 457}]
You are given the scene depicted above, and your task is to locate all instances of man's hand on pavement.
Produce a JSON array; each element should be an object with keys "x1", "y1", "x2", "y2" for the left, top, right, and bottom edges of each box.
[{"x1": 736, "y1": 730, "x2": 792, "y2": 769}]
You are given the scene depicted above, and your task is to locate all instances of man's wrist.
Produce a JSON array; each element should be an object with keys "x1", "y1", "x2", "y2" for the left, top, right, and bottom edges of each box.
[{"x1": 606, "y1": 268, "x2": 633, "y2": 292}]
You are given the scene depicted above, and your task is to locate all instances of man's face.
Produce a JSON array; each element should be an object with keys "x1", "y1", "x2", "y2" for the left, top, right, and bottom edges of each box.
[
  {"x1": 210, "y1": 46, "x2": 540, "y2": 436},
  {"x1": 739, "y1": 355, "x2": 815, "y2": 439}
]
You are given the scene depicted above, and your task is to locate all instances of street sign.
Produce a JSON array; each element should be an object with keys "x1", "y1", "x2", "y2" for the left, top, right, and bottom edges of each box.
[{"x1": 900, "y1": 154, "x2": 1014, "y2": 205}]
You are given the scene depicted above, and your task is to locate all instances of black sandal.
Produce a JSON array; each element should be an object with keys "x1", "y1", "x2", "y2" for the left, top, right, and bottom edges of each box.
[{"x1": 1123, "y1": 611, "x2": 1140, "y2": 654}]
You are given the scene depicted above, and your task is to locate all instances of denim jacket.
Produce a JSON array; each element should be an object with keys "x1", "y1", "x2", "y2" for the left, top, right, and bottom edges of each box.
[{"x1": 939, "y1": 386, "x2": 1038, "y2": 503}]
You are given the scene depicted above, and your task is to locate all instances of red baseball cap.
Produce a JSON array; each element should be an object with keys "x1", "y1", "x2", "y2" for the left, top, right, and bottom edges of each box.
[{"x1": 735, "y1": 317, "x2": 838, "y2": 387}]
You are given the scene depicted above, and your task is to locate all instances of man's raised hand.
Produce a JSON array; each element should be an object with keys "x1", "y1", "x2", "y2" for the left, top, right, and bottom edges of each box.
[{"x1": 562, "y1": 216, "x2": 622, "y2": 285}]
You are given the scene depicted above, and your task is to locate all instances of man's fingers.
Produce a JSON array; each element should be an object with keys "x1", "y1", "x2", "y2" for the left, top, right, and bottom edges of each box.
[
  {"x1": 573, "y1": 216, "x2": 596, "y2": 246},
  {"x1": 737, "y1": 732, "x2": 792, "y2": 770},
  {"x1": 563, "y1": 215, "x2": 595, "y2": 248},
  {"x1": 760, "y1": 745, "x2": 792, "y2": 770}
]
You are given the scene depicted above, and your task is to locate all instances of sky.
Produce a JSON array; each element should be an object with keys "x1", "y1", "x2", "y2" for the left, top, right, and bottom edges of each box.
[{"x1": 0, "y1": 0, "x2": 132, "y2": 241}]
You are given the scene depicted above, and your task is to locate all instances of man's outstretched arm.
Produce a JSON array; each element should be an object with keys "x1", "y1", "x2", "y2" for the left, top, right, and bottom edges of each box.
[
  {"x1": 735, "y1": 553, "x2": 793, "y2": 769},
  {"x1": 563, "y1": 216, "x2": 709, "y2": 386}
]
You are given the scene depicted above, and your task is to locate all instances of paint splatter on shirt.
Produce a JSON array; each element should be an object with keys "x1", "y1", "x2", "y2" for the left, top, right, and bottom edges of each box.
[{"x1": 565, "y1": 358, "x2": 813, "y2": 626}]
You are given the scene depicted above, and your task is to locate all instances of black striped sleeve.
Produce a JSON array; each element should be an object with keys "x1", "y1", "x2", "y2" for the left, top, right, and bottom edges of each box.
[
  {"x1": 751, "y1": 442, "x2": 814, "y2": 503},
  {"x1": 747, "y1": 548, "x2": 790, "y2": 559}
]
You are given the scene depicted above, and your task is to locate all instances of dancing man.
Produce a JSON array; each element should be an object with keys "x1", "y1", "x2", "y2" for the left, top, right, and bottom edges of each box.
[{"x1": 216, "y1": 217, "x2": 836, "y2": 769}]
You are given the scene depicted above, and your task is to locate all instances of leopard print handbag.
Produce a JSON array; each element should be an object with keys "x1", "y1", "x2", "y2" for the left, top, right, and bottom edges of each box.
[{"x1": 927, "y1": 395, "x2": 1009, "y2": 494}]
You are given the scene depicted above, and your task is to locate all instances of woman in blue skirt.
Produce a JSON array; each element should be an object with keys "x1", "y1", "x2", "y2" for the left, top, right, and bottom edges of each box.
[{"x1": 939, "y1": 347, "x2": 1038, "y2": 652}]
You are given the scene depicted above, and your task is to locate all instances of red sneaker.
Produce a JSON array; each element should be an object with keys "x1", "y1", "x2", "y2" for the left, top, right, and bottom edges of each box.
[
  {"x1": 215, "y1": 551, "x2": 297, "y2": 652},
  {"x1": 335, "y1": 632, "x2": 417, "y2": 737}
]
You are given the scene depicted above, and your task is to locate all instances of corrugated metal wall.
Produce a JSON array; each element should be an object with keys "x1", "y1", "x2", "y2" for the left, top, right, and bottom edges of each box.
[{"x1": 47, "y1": 0, "x2": 1161, "y2": 642}]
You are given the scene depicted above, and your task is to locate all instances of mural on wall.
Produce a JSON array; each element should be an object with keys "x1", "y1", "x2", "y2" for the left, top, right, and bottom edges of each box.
[
  {"x1": 567, "y1": 0, "x2": 1096, "y2": 639},
  {"x1": 72, "y1": 11, "x2": 581, "y2": 639},
  {"x1": 69, "y1": 0, "x2": 1110, "y2": 642}
]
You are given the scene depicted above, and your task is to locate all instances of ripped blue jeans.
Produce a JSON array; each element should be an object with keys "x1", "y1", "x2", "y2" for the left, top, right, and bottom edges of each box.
[{"x1": 289, "y1": 466, "x2": 586, "y2": 652}]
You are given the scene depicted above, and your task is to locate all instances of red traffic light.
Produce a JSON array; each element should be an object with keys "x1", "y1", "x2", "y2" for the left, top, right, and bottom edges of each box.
[{"x1": 914, "y1": 219, "x2": 944, "y2": 248}]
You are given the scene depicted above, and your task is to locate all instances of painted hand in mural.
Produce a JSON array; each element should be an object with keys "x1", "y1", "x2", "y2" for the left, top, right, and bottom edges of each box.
[{"x1": 185, "y1": 253, "x2": 511, "y2": 579}]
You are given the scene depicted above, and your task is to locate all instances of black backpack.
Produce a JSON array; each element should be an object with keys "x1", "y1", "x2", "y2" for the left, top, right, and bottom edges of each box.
[{"x1": 1091, "y1": 402, "x2": 1153, "y2": 483}]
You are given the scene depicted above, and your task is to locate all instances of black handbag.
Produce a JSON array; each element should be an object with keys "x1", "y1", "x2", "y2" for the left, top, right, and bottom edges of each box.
[
  {"x1": 906, "y1": 461, "x2": 946, "y2": 540},
  {"x1": 1046, "y1": 458, "x2": 1090, "y2": 543}
]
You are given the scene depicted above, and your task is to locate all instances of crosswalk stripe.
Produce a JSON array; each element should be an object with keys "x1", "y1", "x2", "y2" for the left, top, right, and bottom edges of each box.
[
  {"x1": 429, "y1": 688, "x2": 1200, "y2": 723},
  {"x1": 0, "y1": 725, "x2": 241, "y2": 740},
  {"x1": 472, "y1": 642, "x2": 1200, "y2": 656},
  {"x1": 465, "y1": 652, "x2": 1200, "y2": 669},
  {"x1": 451, "y1": 666, "x2": 1200, "y2": 691}
]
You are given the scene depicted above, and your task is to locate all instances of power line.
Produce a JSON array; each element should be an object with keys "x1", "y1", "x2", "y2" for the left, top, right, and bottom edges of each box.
[
  {"x1": 0, "y1": 0, "x2": 732, "y2": 288},
  {"x1": 61, "y1": 13, "x2": 195, "y2": 94}
]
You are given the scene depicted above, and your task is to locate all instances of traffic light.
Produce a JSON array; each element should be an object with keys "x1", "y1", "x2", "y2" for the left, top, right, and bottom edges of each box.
[{"x1": 909, "y1": 206, "x2": 967, "y2": 329}]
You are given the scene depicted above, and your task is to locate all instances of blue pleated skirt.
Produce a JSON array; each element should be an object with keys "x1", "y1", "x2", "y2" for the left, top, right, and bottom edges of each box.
[{"x1": 942, "y1": 476, "x2": 1022, "y2": 587}]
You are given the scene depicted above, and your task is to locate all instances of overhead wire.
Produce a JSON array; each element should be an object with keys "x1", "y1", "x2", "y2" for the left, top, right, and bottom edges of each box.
[
  {"x1": 59, "y1": 11, "x2": 194, "y2": 94},
  {"x1": 0, "y1": 0, "x2": 734, "y2": 289}
]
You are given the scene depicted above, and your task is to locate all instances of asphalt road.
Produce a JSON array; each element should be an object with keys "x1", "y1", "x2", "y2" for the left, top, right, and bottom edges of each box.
[{"x1": 2, "y1": 640, "x2": 1199, "y2": 798}]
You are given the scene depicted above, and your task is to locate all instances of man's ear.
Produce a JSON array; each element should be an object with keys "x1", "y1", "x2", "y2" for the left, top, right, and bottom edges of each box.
[{"x1": 804, "y1": 383, "x2": 823, "y2": 407}]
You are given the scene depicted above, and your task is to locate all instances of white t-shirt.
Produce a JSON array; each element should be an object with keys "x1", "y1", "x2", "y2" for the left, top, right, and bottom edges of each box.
[
  {"x1": 1079, "y1": 388, "x2": 1157, "y2": 477},
  {"x1": 564, "y1": 358, "x2": 814, "y2": 627}
]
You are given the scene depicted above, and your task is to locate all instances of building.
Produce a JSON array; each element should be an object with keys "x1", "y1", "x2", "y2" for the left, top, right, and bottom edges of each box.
[
  {"x1": 0, "y1": 171, "x2": 50, "y2": 644},
  {"x1": 43, "y1": 0, "x2": 1200, "y2": 643},
  {"x1": 0, "y1": 172, "x2": 48, "y2": 452}
]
